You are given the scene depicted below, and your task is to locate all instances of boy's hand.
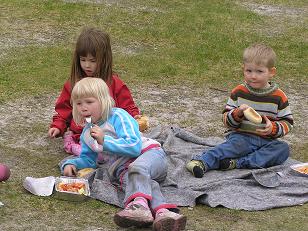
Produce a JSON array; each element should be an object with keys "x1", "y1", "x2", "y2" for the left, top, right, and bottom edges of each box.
[
  {"x1": 256, "y1": 116, "x2": 273, "y2": 136},
  {"x1": 48, "y1": 127, "x2": 60, "y2": 138},
  {"x1": 238, "y1": 104, "x2": 250, "y2": 117},
  {"x1": 63, "y1": 165, "x2": 77, "y2": 176},
  {"x1": 90, "y1": 125, "x2": 105, "y2": 145}
]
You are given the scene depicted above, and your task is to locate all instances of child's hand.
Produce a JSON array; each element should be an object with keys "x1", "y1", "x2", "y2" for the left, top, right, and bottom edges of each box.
[
  {"x1": 63, "y1": 165, "x2": 77, "y2": 176},
  {"x1": 48, "y1": 127, "x2": 60, "y2": 138},
  {"x1": 256, "y1": 116, "x2": 273, "y2": 136},
  {"x1": 238, "y1": 104, "x2": 250, "y2": 117},
  {"x1": 134, "y1": 114, "x2": 142, "y2": 120},
  {"x1": 90, "y1": 125, "x2": 105, "y2": 145}
]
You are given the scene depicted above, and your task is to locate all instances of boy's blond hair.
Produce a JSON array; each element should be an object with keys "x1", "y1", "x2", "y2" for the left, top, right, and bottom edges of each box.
[
  {"x1": 243, "y1": 43, "x2": 276, "y2": 69},
  {"x1": 71, "y1": 77, "x2": 115, "y2": 125}
]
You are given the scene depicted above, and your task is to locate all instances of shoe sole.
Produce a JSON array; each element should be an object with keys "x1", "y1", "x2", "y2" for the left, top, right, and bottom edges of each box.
[
  {"x1": 113, "y1": 213, "x2": 153, "y2": 228},
  {"x1": 193, "y1": 166, "x2": 204, "y2": 178},
  {"x1": 153, "y1": 215, "x2": 187, "y2": 231}
]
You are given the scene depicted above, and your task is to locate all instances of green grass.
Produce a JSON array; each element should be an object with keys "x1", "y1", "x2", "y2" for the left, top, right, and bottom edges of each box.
[{"x1": 0, "y1": 0, "x2": 307, "y2": 230}]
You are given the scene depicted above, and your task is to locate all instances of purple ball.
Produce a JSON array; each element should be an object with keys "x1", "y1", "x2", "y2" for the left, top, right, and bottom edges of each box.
[{"x1": 0, "y1": 164, "x2": 10, "y2": 182}]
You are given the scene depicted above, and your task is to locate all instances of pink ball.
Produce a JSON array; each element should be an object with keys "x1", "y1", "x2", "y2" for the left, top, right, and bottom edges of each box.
[{"x1": 0, "y1": 164, "x2": 10, "y2": 182}]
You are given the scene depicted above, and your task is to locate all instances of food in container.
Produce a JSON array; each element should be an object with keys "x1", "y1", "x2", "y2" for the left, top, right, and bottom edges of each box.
[
  {"x1": 54, "y1": 177, "x2": 90, "y2": 201},
  {"x1": 290, "y1": 163, "x2": 308, "y2": 177}
]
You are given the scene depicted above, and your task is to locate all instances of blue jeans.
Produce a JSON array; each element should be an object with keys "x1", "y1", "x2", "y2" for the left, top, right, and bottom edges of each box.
[
  {"x1": 193, "y1": 132, "x2": 289, "y2": 169},
  {"x1": 122, "y1": 148, "x2": 176, "y2": 211}
]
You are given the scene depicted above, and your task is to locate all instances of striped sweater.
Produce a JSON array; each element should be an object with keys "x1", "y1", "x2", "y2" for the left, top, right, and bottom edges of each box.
[{"x1": 223, "y1": 82, "x2": 293, "y2": 138}]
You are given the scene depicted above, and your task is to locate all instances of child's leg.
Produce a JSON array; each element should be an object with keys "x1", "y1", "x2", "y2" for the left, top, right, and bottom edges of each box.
[
  {"x1": 114, "y1": 148, "x2": 167, "y2": 228},
  {"x1": 127, "y1": 148, "x2": 186, "y2": 231},
  {"x1": 195, "y1": 133, "x2": 257, "y2": 169},
  {"x1": 236, "y1": 139, "x2": 289, "y2": 168},
  {"x1": 123, "y1": 148, "x2": 168, "y2": 204}
]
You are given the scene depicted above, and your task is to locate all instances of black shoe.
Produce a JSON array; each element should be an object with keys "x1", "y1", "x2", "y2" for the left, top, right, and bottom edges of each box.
[
  {"x1": 219, "y1": 158, "x2": 237, "y2": 170},
  {"x1": 186, "y1": 160, "x2": 206, "y2": 178}
]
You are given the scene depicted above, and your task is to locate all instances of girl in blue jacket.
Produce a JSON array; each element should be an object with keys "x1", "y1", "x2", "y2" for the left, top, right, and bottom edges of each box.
[{"x1": 62, "y1": 77, "x2": 186, "y2": 231}]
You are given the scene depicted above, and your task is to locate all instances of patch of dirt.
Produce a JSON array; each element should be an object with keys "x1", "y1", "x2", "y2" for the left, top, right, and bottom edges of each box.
[
  {"x1": 237, "y1": 2, "x2": 308, "y2": 37},
  {"x1": 62, "y1": 0, "x2": 165, "y2": 13},
  {"x1": 241, "y1": 2, "x2": 307, "y2": 17}
]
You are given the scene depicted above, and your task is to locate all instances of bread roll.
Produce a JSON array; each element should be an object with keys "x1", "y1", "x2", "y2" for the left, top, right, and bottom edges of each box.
[
  {"x1": 77, "y1": 168, "x2": 95, "y2": 178},
  {"x1": 243, "y1": 107, "x2": 262, "y2": 124},
  {"x1": 137, "y1": 115, "x2": 149, "y2": 132}
]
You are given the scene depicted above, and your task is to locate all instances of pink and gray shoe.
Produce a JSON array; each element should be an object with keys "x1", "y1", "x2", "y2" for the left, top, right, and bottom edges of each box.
[
  {"x1": 153, "y1": 209, "x2": 187, "y2": 231},
  {"x1": 113, "y1": 200, "x2": 154, "y2": 228}
]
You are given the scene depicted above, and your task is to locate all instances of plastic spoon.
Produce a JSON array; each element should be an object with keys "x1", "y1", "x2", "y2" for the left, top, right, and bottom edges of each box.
[{"x1": 85, "y1": 117, "x2": 99, "y2": 149}]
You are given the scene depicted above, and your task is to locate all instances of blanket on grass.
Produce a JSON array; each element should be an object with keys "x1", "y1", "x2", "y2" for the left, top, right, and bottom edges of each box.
[{"x1": 60, "y1": 126, "x2": 308, "y2": 211}]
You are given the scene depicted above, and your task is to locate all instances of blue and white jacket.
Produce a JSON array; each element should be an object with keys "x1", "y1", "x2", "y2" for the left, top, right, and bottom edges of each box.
[{"x1": 62, "y1": 108, "x2": 143, "y2": 178}]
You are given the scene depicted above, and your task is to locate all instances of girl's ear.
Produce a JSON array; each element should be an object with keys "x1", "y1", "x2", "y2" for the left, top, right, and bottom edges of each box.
[{"x1": 270, "y1": 67, "x2": 277, "y2": 77}]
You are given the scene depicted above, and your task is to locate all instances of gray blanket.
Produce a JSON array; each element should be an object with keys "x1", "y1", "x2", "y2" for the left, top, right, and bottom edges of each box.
[{"x1": 63, "y1": 126, "x2": 308, "y2": 211}]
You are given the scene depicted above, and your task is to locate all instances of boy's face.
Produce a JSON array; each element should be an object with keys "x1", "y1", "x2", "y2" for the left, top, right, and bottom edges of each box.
[{"x1": 243, "y1": 63, "x2": 276, "y2": 89}]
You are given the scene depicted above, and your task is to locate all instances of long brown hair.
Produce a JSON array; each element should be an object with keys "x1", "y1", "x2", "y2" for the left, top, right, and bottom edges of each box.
[{"x1": 70, "y1": 27, "x2": 113, "y2": 89}]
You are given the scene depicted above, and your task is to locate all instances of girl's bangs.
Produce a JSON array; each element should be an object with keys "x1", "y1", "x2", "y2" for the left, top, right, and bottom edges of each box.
[
  {"x1": 72, "y1": 84, "x2": 95, "y2": 101},
  {"x1": 76, "y1": 39, "x2": 96, "y2": 57}
]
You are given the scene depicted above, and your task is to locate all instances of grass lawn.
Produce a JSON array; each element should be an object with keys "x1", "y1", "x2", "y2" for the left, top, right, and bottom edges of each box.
[{"x1": 0, "y1": 0, "x2": 307, "y2": 230}]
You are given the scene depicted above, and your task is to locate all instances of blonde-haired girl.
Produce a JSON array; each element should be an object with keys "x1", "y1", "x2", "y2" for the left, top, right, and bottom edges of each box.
[{"x1": 62, "y1": 77, "x2": 186, "y2": 231}]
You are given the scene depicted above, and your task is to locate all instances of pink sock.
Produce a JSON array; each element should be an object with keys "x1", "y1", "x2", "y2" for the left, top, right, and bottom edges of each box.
[
  {"x1": 156, "y1": 208, "x2": 169, "y2": 216},
  {"x1": 132, "y1": 197, "x2": 149, "y2": 208}
]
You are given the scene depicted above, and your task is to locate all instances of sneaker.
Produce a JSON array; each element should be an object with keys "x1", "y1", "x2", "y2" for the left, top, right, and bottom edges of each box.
[
  {"x1": 153, "y1": 210, "x2": 187, "y2": 231},
  {"x1": 186, "y1": 160, "x2": 206, "y2": 178},
  {"x1": 113, "y1": 200, "x2": 154, "y2": 228},
  {"x1": 219, "y1": 158, "x2": 237, "y2": 170}
]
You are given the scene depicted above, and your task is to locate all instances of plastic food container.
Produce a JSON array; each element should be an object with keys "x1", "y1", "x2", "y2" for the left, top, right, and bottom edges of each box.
[
  {"x1": 290, "y1": 163, "x2": 308, "y2": 177},
  {"x1": 54, "y1": 177, "x2": 90, "y2": 201}
]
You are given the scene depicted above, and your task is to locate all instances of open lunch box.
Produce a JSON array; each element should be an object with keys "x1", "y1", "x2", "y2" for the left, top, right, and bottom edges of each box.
[
  {"x1": 290, "y1": 162, "x2": 308, "y2": 177},
  {"x1": 23, "y1": 176, "x2": 91, "y2": 202},
  {"x1": 54, "y1": 177, "x2": 91, "y2": 201}
]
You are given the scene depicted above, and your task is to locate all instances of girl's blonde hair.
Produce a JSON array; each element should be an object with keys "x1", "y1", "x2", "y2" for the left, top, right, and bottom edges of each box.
[
  {"x1": 70, "y1": 27, "x2": 113, "y2": 89},
  {"x1": 71, "y1": 77, "x2": 115, "y2": 125},
  {"x1": 243, "y1": 43, "x2": 276, "y2": 69}
]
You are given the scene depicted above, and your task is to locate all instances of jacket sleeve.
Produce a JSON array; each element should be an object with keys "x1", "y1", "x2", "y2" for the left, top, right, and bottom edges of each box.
[
  {"x1": 103, "y1": 109, "x2": 142, "y2": 157},
  {"x1": 50, "y1": 81, "x2": 72, "y2": 136},
  {"x1": 111, "y1": 75, "x2": 140, "y2": 117},
  {"x1": 61, "y1": 143, "x2": 97, "y2": 171}
]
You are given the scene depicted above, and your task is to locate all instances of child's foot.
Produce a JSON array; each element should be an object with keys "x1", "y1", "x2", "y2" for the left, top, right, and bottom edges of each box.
[
  {"x1": 186, "y1": 160, "x2": 206, "y2": 178},
  {"x1": 219, "y1": 158, "x2": 237, "y2": 170},
  {"x1": 153, "y1": 209, "x2": 187, "y2": 231},
  {"x1": 71, "y1": 143, "x2": 81, "y2": 156},
  {"x1": 63, "y1": 131, "x2": 74, "y2": 154},
  {"x1": 114, "y1": 198, "x2": 153, "y2": 228}
]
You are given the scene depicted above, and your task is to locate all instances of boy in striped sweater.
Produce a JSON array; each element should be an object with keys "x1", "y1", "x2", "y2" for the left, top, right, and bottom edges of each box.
[{"x1": 187, "y1": 43, "x2": 293, "y2": 178}]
